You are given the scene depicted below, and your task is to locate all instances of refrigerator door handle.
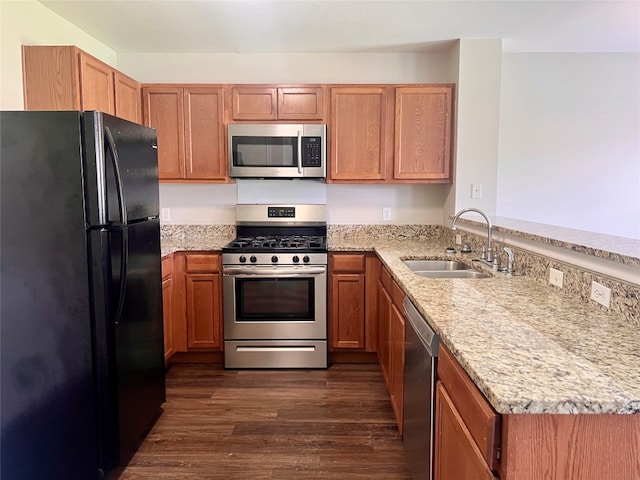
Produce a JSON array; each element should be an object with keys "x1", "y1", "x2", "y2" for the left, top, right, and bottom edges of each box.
[
  {"x1": 105, "y1": 126, "x2": 129, "y2": 325},
  {"x1": 104, "y1": 127, "x2": 128, "y2": 226}
]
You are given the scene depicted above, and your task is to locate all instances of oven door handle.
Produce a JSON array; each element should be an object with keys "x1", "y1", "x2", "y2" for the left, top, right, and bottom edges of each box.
[{"x1": 223, "y1": 266, "x2": 326, "y2": 276}]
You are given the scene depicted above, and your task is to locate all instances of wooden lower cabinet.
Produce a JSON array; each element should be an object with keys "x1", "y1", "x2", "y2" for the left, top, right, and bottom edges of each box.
[
  {"x1": 161, "y1": 252, "x2": 223, "y2": 365},
  {"x1": 328, "y1": 253, "x2": 379, "y2": 353},
  {"x1": 184, "y1": 253, "x2": 223, "y2": 350},
  {"x1": 161, "y1": 255, "x2": 176, "y2": 364},
  {"x1": 377, "y1": 265, "x2": 405, "y2": 433},
  {"x1": 435, "y1": 382, "x2": 497, "y2": 480},
  {"x1": 329, "y1": 253, "x2": 366, "y2": 350},
  {"x1": 435, "y1": 342, "x2": 640, "y2": 480}
]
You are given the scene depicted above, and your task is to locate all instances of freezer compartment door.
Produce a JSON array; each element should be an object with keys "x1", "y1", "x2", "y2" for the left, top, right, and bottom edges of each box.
[{"x1": 83, "y1": 112, "x2": 160, "y2": 227}]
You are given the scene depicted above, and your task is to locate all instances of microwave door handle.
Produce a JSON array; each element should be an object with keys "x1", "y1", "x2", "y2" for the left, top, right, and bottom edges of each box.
[{"x1": 297, "y1": 130, "x2": 303, "y2": 174}]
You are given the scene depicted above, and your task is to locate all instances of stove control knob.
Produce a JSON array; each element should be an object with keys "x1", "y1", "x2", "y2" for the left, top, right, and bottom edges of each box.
[
  {"x1": 292, "y1": 255, "x2": 300, "y2": 263},
  {"x1": 250, "y1": 255, "x2": 257, "y2": 263},
  {"x1": 303, "y1": 255, "x2": 310, "y2": 263},
  {"x1": 271, "y1": 255, "x2": 279, "y2": 263},
  {"x1": 239, "y1": 255, "x2": 247, "y2": 263}
]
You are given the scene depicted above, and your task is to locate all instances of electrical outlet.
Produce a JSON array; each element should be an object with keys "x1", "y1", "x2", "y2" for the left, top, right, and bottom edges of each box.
[
  {"x1": 549, "y1": 268, "x2": 564, "y2": 288},
  {"x1": 590, "y1": 281, "x2": 611, "y2": 308},
  {"x1": 161, "y1": 208, "x2": 171, "y2": 222},
  {"x1": 382, "y1": 207, "x2": 391, "y2": 221},
  {"x1": 471, "y1": 183, "x2": 483, "y2": 199},
  {"x1": 455, "y1": 234, "x2": 462, "y2": 245}
]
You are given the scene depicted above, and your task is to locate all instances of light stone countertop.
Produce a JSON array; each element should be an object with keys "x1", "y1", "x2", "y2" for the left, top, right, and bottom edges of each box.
[
  {"x1": 162, "y1": 227, "x2": 640, "y2": 415},
  {"x1": 347, "y1": 237, "x2": 640, "y2": 415}
]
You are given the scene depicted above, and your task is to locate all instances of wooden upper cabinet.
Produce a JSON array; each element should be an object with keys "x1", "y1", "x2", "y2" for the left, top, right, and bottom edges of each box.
[
  {"x1": 329, "y1": 86, "x2": 390, "y2": 182},
  {"x1": 394, "y1": 86, "x2": 453, "y2": 182},
  {"x1": 231, "y1": 85, "x2": 325, "y2": 121},
  {"x1": 278, "y1": 87, "x2": 324, "y2": 120},
  {"x1": 183, "y1": 87, "x2": 226, "y2": 180},
  {"x1": 114, "y1": 71, "x2": 142, "y2": 123},
  {"x1": 143, "y1": 86, "x2": 185, "y2": 179},
  {"x1": 22, "y1": 45, "x2": 141, "y2": 122},
  {"x1": 231, "y1": 87, "x2": 277, "y2": 120},
  {"x1": 78, "y1": 52, "x2": 115, "y2": 114},
  {"x1": 142, "y1": 85, "x2": 227, "y2": 182}
]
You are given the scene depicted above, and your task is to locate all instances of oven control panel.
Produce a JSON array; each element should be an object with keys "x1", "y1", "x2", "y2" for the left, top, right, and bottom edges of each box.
[
  {"x1": 222, "y1": 253, "x2": 327, "y2": 266},
  {"x1": 268, "y1": 206, "x2": 295, "y2": 218}
]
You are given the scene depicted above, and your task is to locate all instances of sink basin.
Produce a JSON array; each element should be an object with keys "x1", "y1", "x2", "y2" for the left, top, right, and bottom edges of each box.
[
  {"x1": 403, "y1": 260, "x2": 472, "y2": 271},
  {"x1": 414, "y1": 270, "x2": 489, "y2": 279},
  {"x1": 402, "y1": 259, "x2": 489, "y2": 279}
]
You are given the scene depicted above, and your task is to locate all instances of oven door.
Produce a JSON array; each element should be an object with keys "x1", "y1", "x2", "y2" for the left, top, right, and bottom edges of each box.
[{"x1": 223, "y1": 265, "x2": 327, "y2": 340}]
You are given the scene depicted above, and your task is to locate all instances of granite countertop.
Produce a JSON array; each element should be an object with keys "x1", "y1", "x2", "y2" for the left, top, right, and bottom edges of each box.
[
  {"x1": 162, "y1": 227, "x2": 640, "y2": 415},
  {"x1": 339, "y1": 237, "x2": 640, "y2": 415}
]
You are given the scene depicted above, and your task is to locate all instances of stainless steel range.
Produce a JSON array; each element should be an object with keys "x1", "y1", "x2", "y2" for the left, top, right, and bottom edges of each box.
[{"x1": 222, "y1": 204, "x2": 327, "y2": 368}]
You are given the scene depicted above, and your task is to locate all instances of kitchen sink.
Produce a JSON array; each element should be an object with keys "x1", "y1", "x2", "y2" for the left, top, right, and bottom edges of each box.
[
  {"x1": 403, "y1": 260, "x2": 472, "y2": 271},
  {"x1": 402, "y1": 259, "x2": 489, "y2": 279}
]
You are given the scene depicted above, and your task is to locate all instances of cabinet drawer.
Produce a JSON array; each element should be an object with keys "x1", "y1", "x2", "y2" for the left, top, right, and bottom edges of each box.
[
  {"x1": 330, "y1": 253, "x2": 366, "y2": 273},
  {"x1": 380, "y1": 266, "x2": 392, "y2": 291},
  {"x1": 391, "y1": 279, "x2": 404, "y2": 307},
  {"x1": 161, "y1": 255, "x2": 173, "y2": 278},
  {"x1": 185, "y1": 253, "x2": 220, "y2": 273},
  {"x1": 438, "y1": 344, "x2": 500, "y2": 470}
]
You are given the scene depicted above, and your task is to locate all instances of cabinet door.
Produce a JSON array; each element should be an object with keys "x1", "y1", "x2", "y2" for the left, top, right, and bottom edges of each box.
[
  {"x1": 185, "y1": 273, "x2": 222, "y2": 349},
  {"x1": 390, "y1": 302, "x2": 405, "y2": 433},
  {"x1": 329, "y1": 273, "x2": 366, "y2": 350},
  {"x1": 183, "y1": 87, "x2": 227, "y2": 180},
  {"x1": 22, "y1": 45, "x2": 81, "y2": 111},
  {"x1": 377, "y1": 278, "x2": 392, "y2": 387},
  {"x1": 78, "y1": 52, "x2": 115, "y2": 114},
  {"x1": 435, "y1": 382, "x2": 498, "y2": 480},
  {"x1": 394, "y1": 86, "x2": 452, "y2": 182},
  {"x1": 231, "y1": 87, "x2": 278, "y2": 120},
  {"x1": 143, "y1": 87, "x2": 185, "y2": 180},
  {"x1": 162, "y1": 275, "x2": 174, "y2": 364},
  {"x1": 114, "y1": 71, "x2": 141, "y2": 123},
  {"x1": 329, "y1": 87, "x2": 390, "y2": 182},
  {"x1": 278, "y1": 87, "x2": 324, "y2": 120}
]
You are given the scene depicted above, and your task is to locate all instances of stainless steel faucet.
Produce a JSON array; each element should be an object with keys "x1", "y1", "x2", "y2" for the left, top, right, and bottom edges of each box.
[{"x1": 451, "y1": 208, "x2": 493, "y2": 262}]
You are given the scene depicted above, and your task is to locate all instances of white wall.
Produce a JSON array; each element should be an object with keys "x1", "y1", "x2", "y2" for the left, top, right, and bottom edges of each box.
[
  {"x1": 497, "y1": 53, "x2": 640, "y2": 239},
  {"x1": 0, "y1": 0, "x2": 117, "y2": 110},
  {"x1": 449, "y1": 39, "x2": 502, "y2": 221}
]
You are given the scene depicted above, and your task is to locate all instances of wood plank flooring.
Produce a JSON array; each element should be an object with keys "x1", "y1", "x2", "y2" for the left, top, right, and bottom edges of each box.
[{"x1": 108, "y1": 363, "x2": 411, "y2": 479}]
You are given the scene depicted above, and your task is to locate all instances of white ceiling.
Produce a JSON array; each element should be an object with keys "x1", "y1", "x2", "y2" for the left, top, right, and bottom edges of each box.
[{"x1": 38, "y1": 0, "x2": 640, "y2": 54}]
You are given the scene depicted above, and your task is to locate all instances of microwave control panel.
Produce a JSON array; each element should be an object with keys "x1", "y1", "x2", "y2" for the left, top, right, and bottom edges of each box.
[{"x1": 301, "y1": 137, "x2": 322, "y2": 167}]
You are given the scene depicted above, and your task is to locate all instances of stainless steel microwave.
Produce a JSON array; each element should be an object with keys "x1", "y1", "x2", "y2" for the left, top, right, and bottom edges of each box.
[{"x1": 228, "y1": 124, "x2": 327, "y2": 179}]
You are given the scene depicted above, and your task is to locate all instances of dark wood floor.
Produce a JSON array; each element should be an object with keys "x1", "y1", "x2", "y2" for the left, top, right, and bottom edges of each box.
[{"x1": 108, "y1": 363, "x2": 411, "y2": 479}]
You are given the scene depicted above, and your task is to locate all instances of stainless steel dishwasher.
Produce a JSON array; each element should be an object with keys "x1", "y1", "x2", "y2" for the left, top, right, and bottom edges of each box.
[{"x1": 402, "y1": 296, "x2": 440, "y2": 480}]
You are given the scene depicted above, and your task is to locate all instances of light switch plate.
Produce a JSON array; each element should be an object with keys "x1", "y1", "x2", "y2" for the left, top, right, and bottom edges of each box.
[{"x1": 161, "y1": 208, "x2": 171, "y2": 222}]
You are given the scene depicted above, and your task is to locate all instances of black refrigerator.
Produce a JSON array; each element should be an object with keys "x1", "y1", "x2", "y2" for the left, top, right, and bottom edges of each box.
[{"x1": 1, "y1": 111, "x2": 166, "y2": 479}]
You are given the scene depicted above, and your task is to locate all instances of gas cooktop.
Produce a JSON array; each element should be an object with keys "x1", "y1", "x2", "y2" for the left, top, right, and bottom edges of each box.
[{"x1": 223, "y1": 234, "x2": 326, "y2": 252}]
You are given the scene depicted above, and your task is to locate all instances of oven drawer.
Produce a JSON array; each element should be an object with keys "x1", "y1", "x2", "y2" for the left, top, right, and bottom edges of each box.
[{"x1": 225, "y1": 340, "x2": 327, "y2": 368}]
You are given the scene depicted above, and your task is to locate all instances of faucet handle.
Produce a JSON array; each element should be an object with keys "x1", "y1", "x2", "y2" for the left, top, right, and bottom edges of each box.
[{"x1": 503, "y1": 247, "x2": 515, "y2": 276}]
